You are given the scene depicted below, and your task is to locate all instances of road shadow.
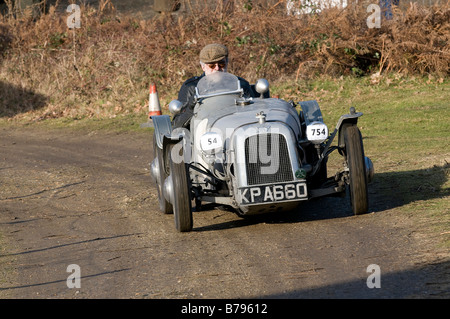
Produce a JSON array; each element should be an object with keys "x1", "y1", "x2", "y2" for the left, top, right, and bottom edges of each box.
[
  {"x1": 0, "y1": 20, "x2": 49, "y2": 117},
  {"x1": 258, "y1": 259, "x2": 450, "y2": 298},
  {"x1": 0, "y1": 23, "x2": 12, "y2": 56},
  {"x1": 0, "y1": 233, "x2": 139, "y2": 258},
  {"x1": 369, "y1": 163, "x2": 449, "y2": 212},
  {"x1": 193, "y1": 163, "x2": 449, "y2": 231},
  {"x1": 0, "y1": 80, "x2": 49, "y2": 117},
  {"x1": 0, "y1": 268, "x2": 131, "y2": 291}
]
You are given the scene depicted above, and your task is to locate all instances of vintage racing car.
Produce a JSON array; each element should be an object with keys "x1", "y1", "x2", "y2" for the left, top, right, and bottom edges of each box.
[{"x1": 150, "y1": 72, "x2": 374, "y2": 232}]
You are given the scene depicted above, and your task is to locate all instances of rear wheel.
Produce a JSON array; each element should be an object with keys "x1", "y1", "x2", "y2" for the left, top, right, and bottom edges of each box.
[
  {"x1": 169, "y1": 143, "x2": 193, "y2": 232},
  {"x1": 344, "y1": 125, "x2": 368, "y2": 215},
  {"x1": 153, "y1": 134, "x2": 172, "y2": 214}
]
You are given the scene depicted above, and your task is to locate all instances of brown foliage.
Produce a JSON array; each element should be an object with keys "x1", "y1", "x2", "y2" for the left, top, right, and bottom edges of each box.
[{"x1": 0, "y1": 0, "x2": 448, "y2": 119}]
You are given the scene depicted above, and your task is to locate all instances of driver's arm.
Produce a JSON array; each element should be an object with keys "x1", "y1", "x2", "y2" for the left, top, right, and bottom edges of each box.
[
  {"x1": 238, "y1": 77, "x2": 257, "y2": 98},
  {"x1": 172, "y1": 76, "x2": 201, "y2": 128}
]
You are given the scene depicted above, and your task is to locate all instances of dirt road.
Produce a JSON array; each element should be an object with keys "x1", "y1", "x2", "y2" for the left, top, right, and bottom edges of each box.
[{"x1": 0, "y1": 126, "x2": 448, "y2": 299}]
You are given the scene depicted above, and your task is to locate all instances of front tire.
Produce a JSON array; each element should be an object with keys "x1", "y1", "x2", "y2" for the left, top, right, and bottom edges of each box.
[
  {"x1": 344, "y1": 125, "x2": 369, "y2": 215},
  {"x1": 169, "y1": 143, "x2": 193, "y2": 232}
]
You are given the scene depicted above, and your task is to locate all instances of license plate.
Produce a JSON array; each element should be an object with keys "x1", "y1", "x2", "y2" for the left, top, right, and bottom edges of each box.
[{"x1": 239, "y1": 182, "x2": 307, "y2": 205}]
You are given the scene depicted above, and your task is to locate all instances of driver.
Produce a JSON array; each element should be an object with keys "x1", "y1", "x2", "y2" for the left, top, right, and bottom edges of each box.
[{"x1": 172, "y1": 43, "x2": 255, "y2": 128}]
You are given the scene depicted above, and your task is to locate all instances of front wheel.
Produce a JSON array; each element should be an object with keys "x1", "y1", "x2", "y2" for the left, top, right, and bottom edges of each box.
[
  {"x1": 169, "y1": 143, "x2": 193, "y2": 232},
  {"x1": 344, "y1": 125, "x2": 369, "y2": 215}
]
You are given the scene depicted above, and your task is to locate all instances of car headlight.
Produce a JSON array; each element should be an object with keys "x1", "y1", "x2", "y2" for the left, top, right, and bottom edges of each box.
[
  {"x1": 200, "y1": 132, "x2": 223, "y2": 154},
  {"x1": 306, "y1": 121, "x2": 329, "y2": 144}
]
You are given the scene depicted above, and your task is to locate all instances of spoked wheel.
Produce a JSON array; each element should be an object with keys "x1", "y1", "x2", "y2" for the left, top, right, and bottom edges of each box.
[
  {"x1": 344, "y1": 125, "x2": 369, "y2": 215},
  {"x1": 169, "y1": 142, "x2": 193, "y2": 232},
  {"x1": 153, "y1": 133, "x2": 173, "y2": 214}
]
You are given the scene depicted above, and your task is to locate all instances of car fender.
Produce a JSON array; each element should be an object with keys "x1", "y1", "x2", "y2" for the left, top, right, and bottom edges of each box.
[
  {"x1": 152, "y1": 115, "x2": 172, "y2": 150},
  {"x1": 152, "y1": 115, "x2": 190, "y2": 174},
  {"x1": 335, "y1": 108, "x2": 363, "y2": 149}
]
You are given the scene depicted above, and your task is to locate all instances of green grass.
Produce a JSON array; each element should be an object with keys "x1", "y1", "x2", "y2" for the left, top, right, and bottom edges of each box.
[
  {"x1": 2, "y1": 74, "x2": 448, "y2": 151},
  {"x1": 273, "y1": 74, "x2": 449, "y2": 159},
  {"x1": 2, "y1": 73, "x2": 449, "y2": 183},
  {"x1": 273, "y1": 74, "x2": 449, "y2": 246},
  {"x1": 0, "y1": 112, "x2": 153, "y2": 133}
]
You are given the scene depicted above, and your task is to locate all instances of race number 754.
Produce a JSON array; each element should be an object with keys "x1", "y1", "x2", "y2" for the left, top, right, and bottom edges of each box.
[{"x1": 306, "y1": 122, "x2": 329, "y2": 142}]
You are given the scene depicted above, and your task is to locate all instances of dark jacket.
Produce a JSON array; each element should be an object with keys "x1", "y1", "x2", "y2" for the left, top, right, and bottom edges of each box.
[{"x1": 172, "y1": 73, "x2": 255, "y2": 128}]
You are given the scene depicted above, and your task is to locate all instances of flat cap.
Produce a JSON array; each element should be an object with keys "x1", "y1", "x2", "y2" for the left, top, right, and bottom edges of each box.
[{"x1": 199, "y1": 43, "x2": 228, "y2": 63}]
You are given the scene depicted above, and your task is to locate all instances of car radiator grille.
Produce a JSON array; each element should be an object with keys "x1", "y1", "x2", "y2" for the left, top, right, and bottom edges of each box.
[{"x1": 244, "y1": 133, "x2": 293, "y2": 185}]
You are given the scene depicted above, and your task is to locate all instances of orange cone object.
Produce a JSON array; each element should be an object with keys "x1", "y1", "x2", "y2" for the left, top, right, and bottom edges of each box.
[{"x1": 148, "y1": 83, "x2": 162, "y2": 118}]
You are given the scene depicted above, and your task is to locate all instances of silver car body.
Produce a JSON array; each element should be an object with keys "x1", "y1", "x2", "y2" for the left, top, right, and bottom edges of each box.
[{"x1": 151, "y1": 72, "x2": 374, "y2": 220}]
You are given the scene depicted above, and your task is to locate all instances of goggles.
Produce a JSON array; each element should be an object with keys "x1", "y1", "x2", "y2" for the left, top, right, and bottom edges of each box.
[{"x1": 206, "y1": 60, "x2": 227, "y2": 69}]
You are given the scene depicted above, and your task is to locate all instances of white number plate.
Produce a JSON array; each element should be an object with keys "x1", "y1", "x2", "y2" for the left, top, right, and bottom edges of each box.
[
  {"x1": 200, "y1": 132, "x2": 223, "y2": 151},
  {"x1": 239, "y1": 182, "x2": 308, "y2": 205},
  {"x1": 306, "y1": 122, "x2": 329, "y2": 142}
]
